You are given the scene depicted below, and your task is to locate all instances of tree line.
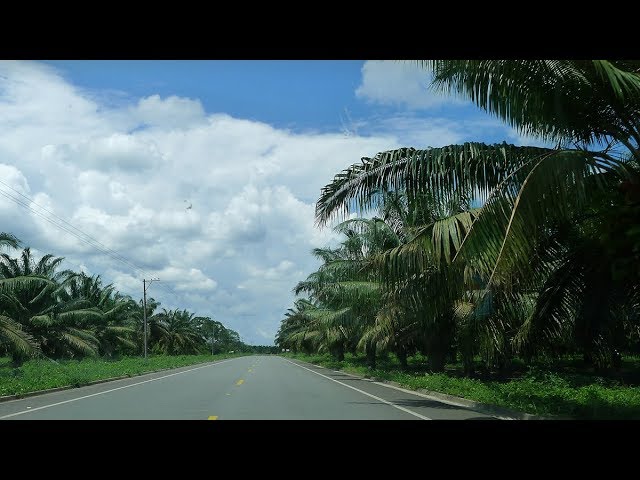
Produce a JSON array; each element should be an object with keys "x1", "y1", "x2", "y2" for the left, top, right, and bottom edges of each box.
[
  {"x1": 276, "y1": 60, "x2": 640, "y2": 374},
  {"x1": 0, "y1": 235, "x2": 270, "y2": 365}
]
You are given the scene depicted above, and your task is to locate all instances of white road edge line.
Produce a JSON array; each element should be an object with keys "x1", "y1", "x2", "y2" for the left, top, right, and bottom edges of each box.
[
  {"x1": 339, "y1": 371, "x2": 478, "y2": 408},
  {"x1": 283, "y1": 358, "x2": 431, "y2": 420},
  {"x1": 0, "y1": 358, "x2": 239, "y2": 419},
  {"x1": 323, "y1": 364, "x2": 496, "y2": 414}
]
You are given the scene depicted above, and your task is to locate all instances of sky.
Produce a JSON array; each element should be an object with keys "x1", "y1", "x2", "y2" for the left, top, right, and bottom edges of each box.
[{"x1": 0, "y1": 60, "x2": 542, "y2": 345}]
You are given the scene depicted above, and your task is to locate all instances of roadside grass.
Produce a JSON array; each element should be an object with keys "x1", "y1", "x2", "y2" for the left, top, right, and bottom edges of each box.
[
  {"x1": 0, "y1": 353, "x2": 248, "y2": 397},
  {"x1": 282, "y1": 352, "x2": 640, "y2": 419}
]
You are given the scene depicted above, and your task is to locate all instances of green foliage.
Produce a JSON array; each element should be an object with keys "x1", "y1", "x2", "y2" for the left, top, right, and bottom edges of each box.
[
  {"x1": 280, "y1": 59, "x2": 640, "y2": 378},
  {"x1": 0, "y1": 239, "x2": 255, "y2": 361},
  {"x1": 284, "y1": 352, "x2": 640, "y2": 419},
  {"x1": 0, "y1": 353, "x2": 248, "y2": 397}
]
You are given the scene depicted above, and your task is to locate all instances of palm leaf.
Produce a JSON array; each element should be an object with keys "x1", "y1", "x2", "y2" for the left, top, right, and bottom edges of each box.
[
  {"x1": 0, "y1": 314, "x2": 37, "y2": 355},
  {"x1": 60, "y1": 329, "x2": 99, "y2": 356}
]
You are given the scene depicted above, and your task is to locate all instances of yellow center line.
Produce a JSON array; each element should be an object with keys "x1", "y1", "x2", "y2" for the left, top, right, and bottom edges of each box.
[
  {"x1": 236, "y1": 379, "x2": 244, "y2": 385},
  {"x1": 208, "y1": 416, "x2": 218, "y2": 420}
]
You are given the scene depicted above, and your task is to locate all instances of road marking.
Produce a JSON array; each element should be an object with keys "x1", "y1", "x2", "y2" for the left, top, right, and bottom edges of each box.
[
  {"x1": 0, "y1": 358, "x2": 239, "y2": 419},
  {"x1": 208, "y1": 415, "x2": 218, "y2": 420},
  {"x1": 236, "y1": 379, "x2": 244, "y2": 385},
  {"x1": 225, "y1": 393, "x2": 231, "y2": 396},
  {"x1": 283, "y1": 358, "x2": 431, "y2": 420},
  {"x1": 326, "y1": 366, "x2": 497, "y2": 416}
]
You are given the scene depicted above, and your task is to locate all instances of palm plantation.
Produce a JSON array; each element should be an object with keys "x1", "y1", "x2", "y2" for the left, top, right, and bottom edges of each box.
[
  {"x1": 0, "y1": 237, "x2": 249, "y2": 364},
  {"x1": 278, "y1": 60, "x2": 640, "y2": 375}
]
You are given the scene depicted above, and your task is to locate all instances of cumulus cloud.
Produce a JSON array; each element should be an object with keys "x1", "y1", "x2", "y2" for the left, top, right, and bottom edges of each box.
[
  {"x1": 0, "y1": 60, "x2": 519, "y2": 345},
  {"x1": 356, "y1": 60, "x2": 464, "y2": 110},
  {"x1": 0, "y1": 61, "x2": 415, "y2": 345},
  {"x1": 130, "y1": 94, "x2": 206, "y2": 129}
]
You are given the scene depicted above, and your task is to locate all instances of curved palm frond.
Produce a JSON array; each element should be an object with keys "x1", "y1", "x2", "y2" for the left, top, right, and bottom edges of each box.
[
  {"x1": 423, "y1": 60, "x2": 640, "y2": 147},
  {"x1": 0, "y1": 314, "x2": 38, "y2": 357}
]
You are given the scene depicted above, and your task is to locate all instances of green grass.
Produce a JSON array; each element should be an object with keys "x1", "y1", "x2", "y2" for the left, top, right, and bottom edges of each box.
[
  {"x1": 282, "y1": 352, "x2": 640, "y2": 419},
  {"x1": 0, "y1": 353, "x2": 248, "y2": 397}
]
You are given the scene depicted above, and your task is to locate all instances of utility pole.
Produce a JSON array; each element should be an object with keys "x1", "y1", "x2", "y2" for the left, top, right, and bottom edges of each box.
[{"x1": 143, "y1": 278, "x2": 160, "y2": 360}]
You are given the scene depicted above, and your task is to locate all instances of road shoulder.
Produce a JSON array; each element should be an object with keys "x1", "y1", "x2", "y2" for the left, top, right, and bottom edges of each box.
[{"x1": 285, "y1": 357, "x2": 568, "y2": 420}]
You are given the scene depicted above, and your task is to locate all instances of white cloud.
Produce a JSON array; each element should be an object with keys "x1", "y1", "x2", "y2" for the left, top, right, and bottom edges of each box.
[
  {"x1": 506, "y1": 128, "x2": 554, "y2": 148},
  {"x1": 0, "y1": 61, "x2": 520, "y2": 345},
  {"x1": 356, "y1": 60, "x2": 464, "y2": 110},
  {"x1": 130, "y1": 94, "x2": 206, "y2": 129},
  {"x1": 0, "y1": 61, "x2": 419, "y2": 345}
]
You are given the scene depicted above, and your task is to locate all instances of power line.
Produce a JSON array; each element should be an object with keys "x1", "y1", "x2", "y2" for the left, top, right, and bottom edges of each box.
[
  {"x1": 0, "y1": 178, "x2": 152, "y2": 279},
  {"x1": 0, "y1": 188, "x2": 149, "y2": 278},
  {"x1": 0, "y1": 183, "x2": 190, "y2": 307}
]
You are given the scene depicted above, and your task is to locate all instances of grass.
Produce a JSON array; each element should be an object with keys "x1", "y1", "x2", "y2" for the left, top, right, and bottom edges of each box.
[
  {"x1": 0, "y1": 353, "x2": 248, "y2": 397},
  {"x1": 282, "y1": 352, "x2": 640, "y2": 419}
]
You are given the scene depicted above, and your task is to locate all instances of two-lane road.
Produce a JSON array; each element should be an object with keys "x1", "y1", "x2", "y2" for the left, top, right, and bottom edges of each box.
[{"x1": 0, "y1": 356, "x2": 495, "y2": 420}]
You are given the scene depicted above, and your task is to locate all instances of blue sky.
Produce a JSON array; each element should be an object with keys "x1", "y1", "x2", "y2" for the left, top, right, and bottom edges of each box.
[
  {"x1": 0, "y1": 60, "x2": 537, "y2": 345},
  {"x1": 44, "y1": 61, "x2": 365, "y2": 131}
]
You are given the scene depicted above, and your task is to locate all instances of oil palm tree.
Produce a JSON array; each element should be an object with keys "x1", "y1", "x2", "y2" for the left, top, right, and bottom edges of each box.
[
  {"x1": 294, "y1": 224, "x2": 386, "y2": 366},
  {"x1": 315, "y1": 60, "x2": 640, "y2": 369},
  {"x1": 62, "y1": 274, "x2": 136, "y2": 357},
  {"x1": 0, "y1": 233, "x2": 38, "y2": 361},
  {"x1": 154, "y1": 308, "x2": 204, "y2": 355},
  {"x1": 0, "y1": 248, "x2": 101, "y2": 362}
]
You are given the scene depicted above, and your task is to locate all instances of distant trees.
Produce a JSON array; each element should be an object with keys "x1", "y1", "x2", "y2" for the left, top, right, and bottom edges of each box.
[{"x1": 0, "y1": 236, "x2": 251, "y2": 363}]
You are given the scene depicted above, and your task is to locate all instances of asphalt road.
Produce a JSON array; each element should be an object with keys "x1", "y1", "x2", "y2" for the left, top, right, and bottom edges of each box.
[{"x1": 0, "y1": 355, "x2": 496, "y2": 420}]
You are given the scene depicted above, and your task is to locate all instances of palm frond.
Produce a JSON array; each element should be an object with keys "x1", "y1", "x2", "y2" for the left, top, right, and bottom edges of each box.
[
  {"x1": 0, "y1": 314, "x2": 37, "y2": 355},
  {"x1": 0, "y1": 232, "x2": 20, "y2": 250},
  {"x1": 316, "y1": 143, "x2": 556, "y2": 227},
  {"x1": 60, "y1": 329, "x2": 99, "y2": 356}
]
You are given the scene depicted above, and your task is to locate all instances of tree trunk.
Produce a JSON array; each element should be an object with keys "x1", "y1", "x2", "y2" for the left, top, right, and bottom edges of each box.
[
  {"x1": 10, "y1": 352, "x2": 25, "y2": 368},
  {"x1": 428, "y1": 349, "x2": 446, "y2": 372},
  {"x1": 462, "y1": 351, "x2": 475, "y2": 376},
  {"x1": 366, "y1": 343, "x2": 376, "y2": 370},
  {"x1": 583, "y1": 349, "x2": 593, "y2": 367},
  {"x1": 331, "y1": 342, "x2": 345, "y2": 361},
  {"x1": 397, "y1": 346, "x2": 408, "y2": 370}
]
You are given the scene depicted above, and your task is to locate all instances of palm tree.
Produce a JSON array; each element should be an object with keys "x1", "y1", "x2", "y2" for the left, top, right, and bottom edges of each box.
[
  {"x1": 122, "y1": 295, "x2": 167, "y2": 355},
  {"x1": 154, "y1": 308, "x2": 204, "y2": 355},
  {"x1": 314, "y1": 60, "x2": 640, "y2": 370},
  {"x1": 0, "y1": 233, "x2": 19, "y2": 250},
  {"x1": 276, "y1": 299, "x2": 328, "y2": 354},
  {"x1": 0, "y1": 248, "x2": 102, "y2": 362},
  {"x1": 294, "y1": 225, "x2": 385, "y2": 367},
  {"x1": 63, "y1": 274, "x2": 136, "y2": 357},
  {"x1": 281, "y1": 190, "x2": 478, "y2": 371},
  {"x1": 0, "y1": 233, "x2": 38, "y2": 361}
]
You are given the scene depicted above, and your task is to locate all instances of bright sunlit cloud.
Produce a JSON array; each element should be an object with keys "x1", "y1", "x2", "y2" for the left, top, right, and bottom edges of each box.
[{"x1": 0, "y1": 60, "x2": 522, "y2": 344}]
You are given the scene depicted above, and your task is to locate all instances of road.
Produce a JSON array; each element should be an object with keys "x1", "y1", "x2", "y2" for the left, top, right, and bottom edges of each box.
[{"x1": 0, "y1": 355, "x2": 496, "y2": 420}]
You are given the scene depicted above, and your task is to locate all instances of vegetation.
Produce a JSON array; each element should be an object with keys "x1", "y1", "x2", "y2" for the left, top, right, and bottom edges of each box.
[
  {"x1": 0, "y1": 240, "x2": 259, "y2": 365},
  {"x1": 283, "y1": 352, "x2": 640, "y2": 419},
  {"x1": 0, "y1": 353, "x2": 246, "y2": 397},
  {"x1": 277, "y1": 60, "x2": 640, "y2": 417}
]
